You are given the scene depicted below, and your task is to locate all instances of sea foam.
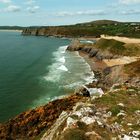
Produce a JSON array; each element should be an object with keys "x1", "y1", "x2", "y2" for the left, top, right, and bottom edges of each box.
[
  {"x1": 44, "y1": 45, "x2": 68, "y2": 82},
  {"x1": 58, "y1": 65, "x2": 68, "y2": 71}
]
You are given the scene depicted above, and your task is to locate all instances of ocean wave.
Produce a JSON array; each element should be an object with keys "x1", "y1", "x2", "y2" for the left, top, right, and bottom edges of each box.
[
  {"x1": 57, "y1": 65, "x2": 68, "y2": 71},
  {"x1": 58, "y1": 56, "x2": 65, "y2": 63},
  {"x1": 44, "y1": 45, "x2": 68, "y2": 82}
]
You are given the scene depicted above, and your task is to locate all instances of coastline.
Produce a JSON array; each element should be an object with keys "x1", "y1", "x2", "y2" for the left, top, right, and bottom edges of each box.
[
  {"x1": 0, "y1": 29, "x2": 22, "y2": 32},
  {"x1": 79, "y1": 51, "x2": 107, "y2": 72},
  {"x1": 0, "y1": 36, "x2": 140, "y2": 139}
]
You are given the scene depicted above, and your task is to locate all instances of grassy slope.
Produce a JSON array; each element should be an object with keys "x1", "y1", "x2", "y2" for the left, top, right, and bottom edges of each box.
[
  {"x1": 23, "y1": 20, "x2": 140, "y2": 38},
  {"x1": 124, "y1": 60, "x2": 140, "y2": 77},
  {"x1": 94, "y1": 38, "x2": 140, "y2": 56}
]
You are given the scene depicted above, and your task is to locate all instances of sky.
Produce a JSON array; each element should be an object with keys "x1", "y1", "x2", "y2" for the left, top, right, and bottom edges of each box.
[{"x1": 0, "y1": 0, "x2": 140, "y2": 26}]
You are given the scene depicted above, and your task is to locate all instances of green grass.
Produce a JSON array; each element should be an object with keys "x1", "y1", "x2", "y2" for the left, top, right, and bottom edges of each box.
[
  {"x1": 95, "y1": 38, "x2": 126, "y2": 55},
  {"x1": 124, "y1": 60, "x2": 140, "y2": 77}
]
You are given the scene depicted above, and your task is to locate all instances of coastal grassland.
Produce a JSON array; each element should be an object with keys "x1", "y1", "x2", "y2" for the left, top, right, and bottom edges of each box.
[
  {"x1": 77, "y1": 38, "x2": 140, "y2": 57},
  {"x1": 124, "y1": 60, "x2": 140, "y2": 77},
  {"x1": 93, "y1": 84, "x2": 140, "y2": 135},
  {"x1": 22, "y1": 20, "x2": 140, "y2": 38},
  {"x1": 0, "y1": 95, "x2": 84, "y2": 140},
  {"x1": 43, "y1": 84, "x2": 140, "y2": 140},
  {"x1": 95, "y1": 38, "x2": 125, "y2": 55}
]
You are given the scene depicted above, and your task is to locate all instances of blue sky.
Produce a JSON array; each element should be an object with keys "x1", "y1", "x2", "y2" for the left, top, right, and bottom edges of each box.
[{"x1": 0, "y1": 0, "x2": 140, "y2": 26}]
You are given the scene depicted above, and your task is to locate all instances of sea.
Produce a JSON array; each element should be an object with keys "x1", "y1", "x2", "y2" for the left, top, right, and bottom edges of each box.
[{"x1": 0, "y1": 31, "x2": 95, "y2": 122}]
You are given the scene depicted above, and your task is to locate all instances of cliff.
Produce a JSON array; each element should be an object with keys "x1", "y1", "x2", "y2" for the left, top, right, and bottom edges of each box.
[
  {"x1": 22, "y1": 20, "x2": 140, "y2": 38},
  {"x1": 0, "y1": 95, "x2": 83, "y2": 139},
  {"x1": 0, "y1": 36, "x2": 140, "y2": 140}
]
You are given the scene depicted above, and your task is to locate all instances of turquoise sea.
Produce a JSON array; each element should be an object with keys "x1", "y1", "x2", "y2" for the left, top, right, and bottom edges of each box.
[{"x1": 0, "y1": 31, "x2": 94, "y2": 122}]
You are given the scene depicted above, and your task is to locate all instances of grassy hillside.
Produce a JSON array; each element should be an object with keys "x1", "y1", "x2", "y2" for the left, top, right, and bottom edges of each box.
[
  {"x1": 0, "y1": 26, "x2": 25, "y2": 30},
  {"x1": 22, "y1": 20, "x2": 140, "y2": 38},
  {"x1": 94, "y1": 38, "x2": 140, "y2": 56},
  {"x1": 125, "y1": 60, "x2": 140, "y2": 77}
]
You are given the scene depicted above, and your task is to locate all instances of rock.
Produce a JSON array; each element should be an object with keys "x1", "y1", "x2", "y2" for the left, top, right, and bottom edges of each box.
[
  {"x1": 117, "y1": 112, "x2": 126, "y2": 117},
  {"x1": 117, "y1": 103, "x2": 125, "y2": 107},
  {"x1": 75, "y1": 86, "x2": 90, "y2": 97},
  {"x1": 135, "y1": 110, "x2": 140, "y2": 115},
  {"x1": 131, "y1": 131, "x2": 140, "y2": 137},
  {"x1": 81, "y1": 47, "x2": 92, "y2": 53},
  {"x1": 119, "y1": 134, "x2": 139, "y2": 140},
  {"x1": 117, "y1": 110, "x2": 126, "y2": 117},
  {"x1": 127, "y1": 123, "x2": 133, "y2": 126},
  {"x1": 103, "y1": 67, "x2": 111, "y2": 75},
  {"x1": 80, "y1": 116, "x2": 95, "y2": 125},
  {"x1": 66, "y1": 117, "x2": 78, "y2": 128},
  {"x1": 89, "y1": 49, "x2": 98, "y2": 57}
]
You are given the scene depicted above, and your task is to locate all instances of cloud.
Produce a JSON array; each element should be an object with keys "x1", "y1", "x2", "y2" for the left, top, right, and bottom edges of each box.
[
  {"x1": 27, "y1": 6, "x2": 39, "y2": 13},
  {"x1": 119, "y1": 0, "x2": 140, "y2": 4},
  {"x1": 121, "y1": 9, "x2": 140, "y2": 14},
  {"x1": 25, "y1": 0, "x2": 35, "y2": 5},
  {"x1": 4, "y1": 5, "x2": 21, "y2": 12},
  {"x1": 56, "y1": 10, "x2": 107, "y2": 17},
  {"x1": 0, "y1": 0, "x2": 11, "y2": 4}
]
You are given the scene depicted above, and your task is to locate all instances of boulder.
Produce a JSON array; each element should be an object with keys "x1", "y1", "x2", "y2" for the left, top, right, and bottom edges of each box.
[
  {"x1": 89, "y1": 49, "x2": 98, "y2": 57},
  {"x1": 75, "y1": 86, "x2": 90, "y2": 97}
]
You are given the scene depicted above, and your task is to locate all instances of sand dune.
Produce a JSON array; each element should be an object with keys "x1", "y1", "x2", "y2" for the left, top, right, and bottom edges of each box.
[{"x1": 101, "y1": 35, "x2": 140, "y2": 44}]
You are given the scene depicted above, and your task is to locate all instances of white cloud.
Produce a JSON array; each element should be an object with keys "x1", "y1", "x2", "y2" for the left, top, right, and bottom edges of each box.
[
  {"x1": 4, "y1": 5, "x2": 20, "y2": 12},
  {"x1": 0, "y1": 0, "x2": 11, "y2": 4},
  {"x1": 25, "y1": 0, "x2": 35, "y2": 5},
  {"x1": 27, "y1": 6, "x2": 39, "y2": 13},
  {"x1": 56, "y1": 10, "x2": 106, "y2": 17},
  {"x1": 121, "y1": 9, "x2": 140, "y2": 14},
  {"x1": 119, "y1": 0, "x2": 140, "y2": 4}
]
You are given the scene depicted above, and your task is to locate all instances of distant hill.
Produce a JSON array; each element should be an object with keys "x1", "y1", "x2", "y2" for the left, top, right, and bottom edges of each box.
[
  {"x1": 76, "y1": 20, "x2": 120, "y2": 26},
  {"x1": 22, "y1": 19, "x2": 140, "y2": 38},
  {"x1": 0, "y1": 26, "x2": 25, "y2": 30}
]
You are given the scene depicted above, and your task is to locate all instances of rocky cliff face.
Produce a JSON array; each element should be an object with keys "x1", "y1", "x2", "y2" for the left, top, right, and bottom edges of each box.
[
  {"x1": 41, "y1": 84, "x2": 140, "y2": 140},
  {"x1": 22, "y1": 26, "x2": 100, "y2": 38},
  {"x1": 67, "y1": 39, "x2": 118, "y2": 61},
  {"x1": 0, "y1": 95, "x2": 83, "y2": 140}
]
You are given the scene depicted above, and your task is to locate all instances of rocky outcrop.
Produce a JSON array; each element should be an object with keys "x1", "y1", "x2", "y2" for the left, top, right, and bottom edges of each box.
[
  {"x1": 67, "y1": 39, "x2": 118, "y2": 61},
  {"x1": 22, "y1": 26, "x2": 101, "y2": 38},
  {"x1": 41, "y1": 84, "x2": 140, "y2": 140},
  {"x1": 0, "y1": 95, "x2": 84, "y2": 140}
]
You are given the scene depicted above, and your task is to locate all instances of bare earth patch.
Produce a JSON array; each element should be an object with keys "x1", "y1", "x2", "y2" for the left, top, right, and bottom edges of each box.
[{"x1": 103, "y1": 57, "x2": 140, "y2": 67}]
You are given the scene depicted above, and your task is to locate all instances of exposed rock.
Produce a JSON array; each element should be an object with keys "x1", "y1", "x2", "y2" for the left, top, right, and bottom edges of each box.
[
  {"x1": 119, "y1": 134, "x2": 139, "y2": 140},
  {"x1": 75, "y1": 86, "x2": 90, "y2": 97},
  {"x1": 89, "y1": 49, "x2": 98, "y2": 57},
  {"x1": 131, "y1": 131, "x2": 140, "y2": 137},
  {"x1": 118, "y1": 103, "x2": 125, "y2": 107}
]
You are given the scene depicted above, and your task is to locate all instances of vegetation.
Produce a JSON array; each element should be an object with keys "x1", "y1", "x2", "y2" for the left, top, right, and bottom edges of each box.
[
  {"x1": 124, "y1": 60, "x2": 140, "y2": 77},
  {"x1": 22, "y1": 20, "x2": 140, "y2": 38},
  {"x1": 0, "y1": 26, "x2": 25, "y2": 30},
  {"x1": 95, "y1": 38, "x2": 125, "y2": 55}
]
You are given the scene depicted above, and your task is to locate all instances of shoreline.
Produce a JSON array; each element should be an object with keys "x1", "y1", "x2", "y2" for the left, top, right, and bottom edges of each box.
[
  {"x1": 0, "y1": 36, "x2": 140, "y2": 139},
  {"x1": 0, "y1": 29, "x2": 22, "y2": 32}
]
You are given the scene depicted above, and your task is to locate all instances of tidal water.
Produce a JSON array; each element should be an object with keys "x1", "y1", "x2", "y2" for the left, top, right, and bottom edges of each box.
[{"x1": 0, "y1": 31, "x2": 94, "y2": 122}]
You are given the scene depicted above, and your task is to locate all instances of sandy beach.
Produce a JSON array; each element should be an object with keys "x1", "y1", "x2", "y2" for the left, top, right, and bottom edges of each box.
[
  {"x1": 0, "y1": 30, "x2": 22, "y2": 32},
  {"x1": 79, "y1": 51, "x2": 139, "y2": 71},
  {"x1": 101, "y1": 35, "x2": 140, "y2": 43}
]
